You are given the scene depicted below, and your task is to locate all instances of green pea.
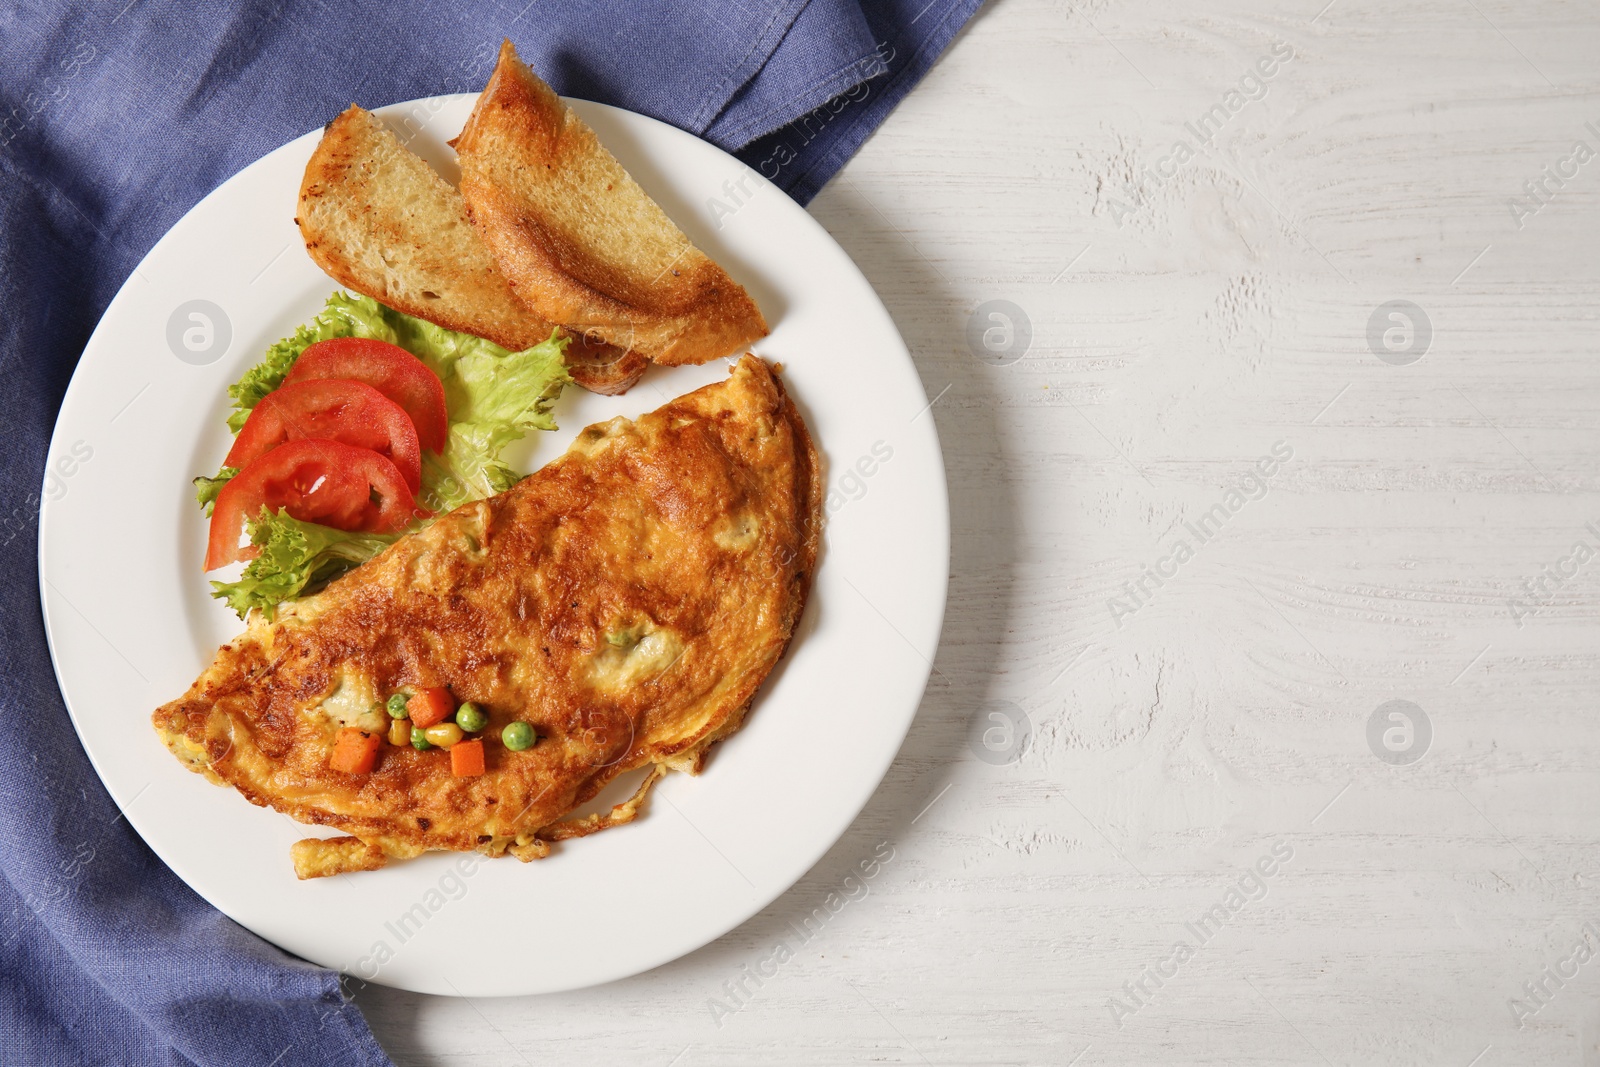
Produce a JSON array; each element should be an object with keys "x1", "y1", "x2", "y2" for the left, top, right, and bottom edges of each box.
[
  {"x1": 410, "y1": 726, "x2": 433, "y2": 751},
  {"x1": 386, "y1": 693, "x2": 410, "y2": 719},
  {"x1": 502, "y1": 721, "x2": 536, "y2": 752},
  {"x1": 455, "y1": 702, "x2": 488, "y2": 732}
]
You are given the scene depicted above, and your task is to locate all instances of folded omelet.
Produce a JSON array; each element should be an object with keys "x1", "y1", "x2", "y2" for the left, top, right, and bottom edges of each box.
[{"x1": 154, "y1": 356, "x2": 820, "y2": 878}]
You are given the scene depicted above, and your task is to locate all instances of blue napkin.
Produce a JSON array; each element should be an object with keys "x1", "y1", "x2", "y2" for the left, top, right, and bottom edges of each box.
[{"x1": 0, "y1": 0, "x2": 980, "y2": 1063}]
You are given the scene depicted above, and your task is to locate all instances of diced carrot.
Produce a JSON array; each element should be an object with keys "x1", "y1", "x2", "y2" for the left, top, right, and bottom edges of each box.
[
  {"x1": 451, "y1": 739, "x2": 485, "y2": 778},
  {"x1": 408, "y1": 687, "x2": 455, "y2": 728},
  {"x1": 329, "y1": 727, "x2": 382, "y2": 774}
]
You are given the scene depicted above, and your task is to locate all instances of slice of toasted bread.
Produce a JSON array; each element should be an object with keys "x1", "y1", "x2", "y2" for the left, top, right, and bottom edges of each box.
[
  {"x1": 454, "y1": 41, "x2": 768, "y2": 367},
  {"x1": 296, "y1": 105, "x2": 553, "y2": 351},
  {"x1": 296, "y1": 105, "x2": 646, "y2": 395}
]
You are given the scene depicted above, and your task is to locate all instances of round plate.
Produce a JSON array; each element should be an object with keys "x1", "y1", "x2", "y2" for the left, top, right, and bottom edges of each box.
[{"x1": 38, "y1": 95, "x2": 947, "y2": 997}]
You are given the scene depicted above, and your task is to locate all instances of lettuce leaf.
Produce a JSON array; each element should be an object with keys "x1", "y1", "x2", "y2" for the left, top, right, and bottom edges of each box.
[
  {"x1": 224, "y1": 291, "x2": 401, "y2": 432},
  {"x1": 419, "y1": 329, "x2": 569, "y2": 511},
  {"x1": 217, "y1": 292, "x2": 570, "y2": 512},
  {"x1": 205, "y1": 293, "x2": 572, "y2": 617},
  {"x1": 193, "y1": 467, "x2": 238, "y2": 516},
  {"x1": 210, "y1": 510, "x2": 400, "y2": 620}
]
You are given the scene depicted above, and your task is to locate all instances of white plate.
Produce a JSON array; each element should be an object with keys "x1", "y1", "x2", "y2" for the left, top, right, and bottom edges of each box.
[{"x1": 38, "y1": 95, "x2": 947, "y2": 997}]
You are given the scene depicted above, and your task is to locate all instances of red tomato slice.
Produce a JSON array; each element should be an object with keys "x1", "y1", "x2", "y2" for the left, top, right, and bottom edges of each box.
[
  {"x1": 205, "y1": 439, "x2": 427, "y2": 571},
  {"x1": 224, "y1": 380, "x2": 422, "y2": 493},
  {"x1": 283, "y1": 338, "x2": 449, "y2": 453}
]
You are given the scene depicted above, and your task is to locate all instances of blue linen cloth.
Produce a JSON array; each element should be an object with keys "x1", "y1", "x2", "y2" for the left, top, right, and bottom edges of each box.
[{"x1": 0, "y1": 0, "x2": 981, "y2": 1063}]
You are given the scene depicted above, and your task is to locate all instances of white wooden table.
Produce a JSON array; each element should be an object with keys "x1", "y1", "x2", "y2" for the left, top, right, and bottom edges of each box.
[{"x1": 356, "y1": 1, "x2": 1600, "y2": 1061}]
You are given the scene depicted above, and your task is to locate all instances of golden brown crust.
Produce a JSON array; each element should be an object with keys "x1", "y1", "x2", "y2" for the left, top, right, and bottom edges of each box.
[
  {"x1": 290, "y1": 836, "x2": 390, "y2": 879},
  {"x1": 537, "y1": 763, "x2": 666, "y2": 842},
  {"x1": 295, "y1": 105, "x2": 645, "y2": 396},
  {"x1": 455, "y1": 40, "x2": 769, "y2": 368},
  {"x1": 155, "y1": 357, "x2": 820, "y2": 875}
]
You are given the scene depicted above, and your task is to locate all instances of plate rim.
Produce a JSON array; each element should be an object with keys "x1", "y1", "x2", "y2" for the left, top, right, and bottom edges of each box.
[{"x1": 37, "y1": 92, "x2": 951, "y2": 996}]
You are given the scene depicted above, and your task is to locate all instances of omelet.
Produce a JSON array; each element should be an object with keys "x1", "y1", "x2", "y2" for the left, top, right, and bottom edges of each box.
[{"x1": 154, "y1": 356, "x2": 821, "y2": 878}]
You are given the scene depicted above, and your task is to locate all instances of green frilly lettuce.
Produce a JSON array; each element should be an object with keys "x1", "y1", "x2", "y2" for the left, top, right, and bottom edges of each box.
[
  {"x1": 210, "y1": 511, "x2": 400, "y2": 619},
  {"x1": 192, "y1": 467, "x2": 238, "y2": 517},
  {"x1": 205, "y1": 292, "x2": 571, "y2": 618}
]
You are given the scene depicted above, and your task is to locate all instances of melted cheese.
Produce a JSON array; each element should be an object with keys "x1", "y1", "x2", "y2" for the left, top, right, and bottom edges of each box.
[
  {"x1": 311, "y1": 669, "x2": 384, "y2": 731},
  {"x1": 716, "y1": 512, "x2": 761, "y2": 551},
  {"x1": 568, "y1": 416, "x2": 632, "y2": 457},
  {"x1": 589, "y1": 627, "x2": 685, "y2": 691}
]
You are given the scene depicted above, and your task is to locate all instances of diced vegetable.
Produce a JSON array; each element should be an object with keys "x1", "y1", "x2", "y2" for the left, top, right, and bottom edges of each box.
[
  {"x1": 455, "y1": 702, "x2": 487, "y2": 733},
  {"x1": 424, "y1": 723, "x2": 464, "y2": 749},
  {"x1": 501, "y1": 722, "x2": 536, "y2": 751},
  {"x1": 408, "y1": 687, "x2": 455, "y2": 729},
  {"x1": 388, "y1": 718, "x2": 410, "y2": 747},
  {"x1": 329, "y1": 728, "x2": 381, "y2": 774},
  {"x1": 451, "y1": 739, "x2": 485, "y2": 778}
]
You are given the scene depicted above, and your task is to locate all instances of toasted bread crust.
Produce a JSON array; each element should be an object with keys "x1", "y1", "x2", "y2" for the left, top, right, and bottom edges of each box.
[
  {"x1": 563, "y1": 332, "x2": 650, "y2": 395},
  {"x1": 455, "y1": 41, "x2": 769, "y2": 367},
  {"x1": 296, "y1": 105, "x2": 643, "y2": 395},
  {"x1": 297, "y1": 105, "x2": 554, "y2": 350}
]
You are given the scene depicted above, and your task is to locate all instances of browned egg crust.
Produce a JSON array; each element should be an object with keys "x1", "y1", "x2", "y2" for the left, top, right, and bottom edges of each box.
[{"x1": 153, "y1": 356, "x2": 820, "y2": 872}]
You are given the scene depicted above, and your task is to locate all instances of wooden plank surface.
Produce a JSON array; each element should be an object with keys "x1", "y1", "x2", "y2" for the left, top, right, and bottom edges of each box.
[{"x1": 356, "y1": 1, "x2": 1600, "y2": 1062}]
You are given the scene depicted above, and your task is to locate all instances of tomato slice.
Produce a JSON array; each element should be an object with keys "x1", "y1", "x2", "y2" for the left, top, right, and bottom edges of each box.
[
  {"x1": 225, "y1": 380, "x2": 422, "y2": 493},
  {"x1": 205, "y1": 439, "x2": 427, "y2": 571},
  {"x1": 283, "y1": 338, "x2": 449, "y2": 453}
]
